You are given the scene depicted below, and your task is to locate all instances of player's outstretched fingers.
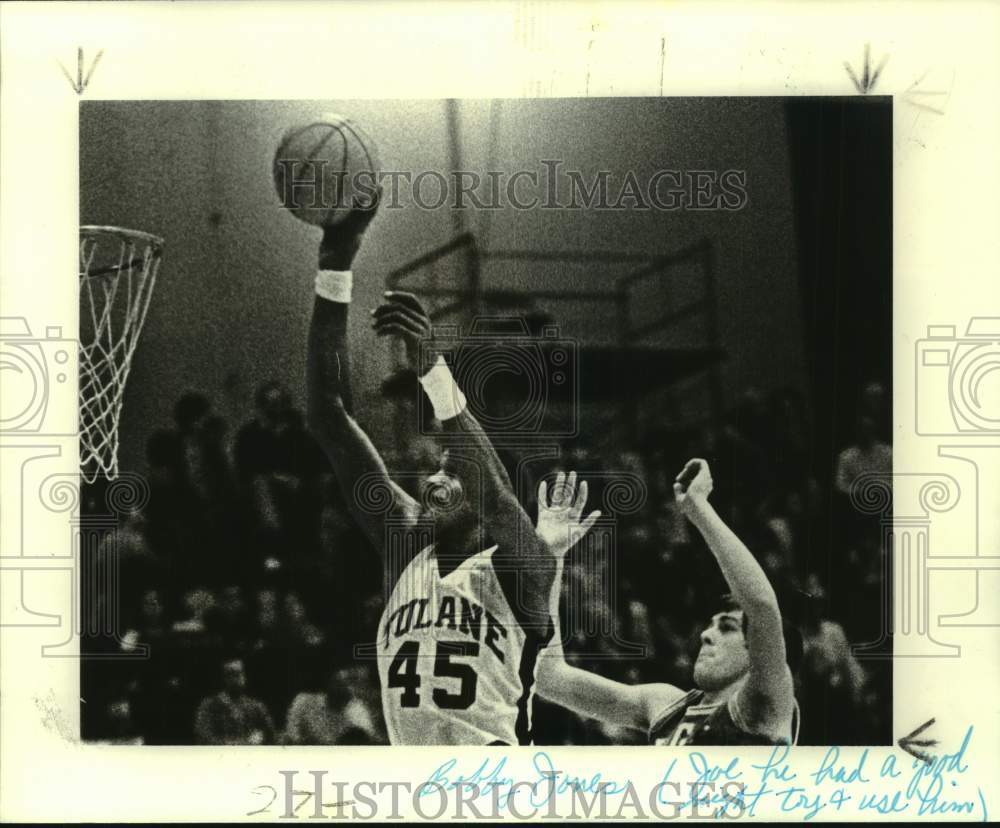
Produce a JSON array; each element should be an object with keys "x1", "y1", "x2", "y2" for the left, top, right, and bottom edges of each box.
[
  {"x1": 580, "y1": 509, "x2": 601, "y2": 535},
  {"x1": 570, "y1": 479, "x2": 588, "y2": 520},
  {"x1": 383, "y1": 291, "x2": 427, "y2": 317},
  {"x1": 374, "y1": 322, "x2": 421, "y2": 341},
  {"x1": 372, "y1": 300, "x2": 428, "y2": 328},
  {"x1": 537, "y1": 479, "x2": 549, "y2": 509},
  {"x1": 552, "y1": 471, "x2": 567, "y2": 507},
  {"x1": 372, "y1": 310, "x2": 424, "y2": 337}
]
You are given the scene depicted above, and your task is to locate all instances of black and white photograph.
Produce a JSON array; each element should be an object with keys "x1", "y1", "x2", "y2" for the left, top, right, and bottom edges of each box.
[
  {"x1": 77, "y1": 97, "x2": 893, "y2": 749},
  {"x1": 4, "y1": 2, "x2": 999, "y2": 822}
]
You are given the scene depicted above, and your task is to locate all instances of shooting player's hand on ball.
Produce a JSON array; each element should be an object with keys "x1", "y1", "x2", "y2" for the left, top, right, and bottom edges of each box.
[
  {"x1": 673, "y1": 459, "x2": 713, "y2": 515},
  {"x1": 371, "y1": 290, "x2": 435, "y2": 376},
  {"x1": 318, "y1": 186, "x2": 382, "y2": 270},
  {"x1": 535, "y1": 471, "x2": 601, "y2": 558}
]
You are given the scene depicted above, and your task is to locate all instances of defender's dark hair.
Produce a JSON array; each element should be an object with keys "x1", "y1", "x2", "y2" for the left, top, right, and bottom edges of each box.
[{"x1": 714, "y1": 594, "x2": 804, "y2": 674}]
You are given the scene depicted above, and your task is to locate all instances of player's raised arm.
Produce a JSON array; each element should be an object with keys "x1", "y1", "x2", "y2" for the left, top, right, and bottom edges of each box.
[
  {"x1": 372, "y1": 292, "x2": 556, "y2": 622},
  {"x1": 673, "y1": 459, "x2": 794, "y2": 735},
  {"x1": 533, "y1": 473, "x2": 684, "y2": 731},
  {"x1": 306, "y1": 200, "x2": 419, "y2": 554},
  {"x1": 373, "y1": 292, "x2": 517, "y2": 500}
]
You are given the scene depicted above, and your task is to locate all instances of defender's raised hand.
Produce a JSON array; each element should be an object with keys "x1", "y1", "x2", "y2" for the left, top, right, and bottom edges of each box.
[
  {"x1": 371, "y1": 290, "x2": 435, "y2": 375},
  {"x1": 673, "y1": 458, "x2": 714, "y2": 513},
  {"x1": 536, "y1": 471, "x2": 601, "y2": 558}
]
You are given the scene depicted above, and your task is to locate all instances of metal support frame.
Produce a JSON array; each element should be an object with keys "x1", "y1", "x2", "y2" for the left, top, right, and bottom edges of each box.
[{"x1": 385, "y1": 233, "x2": 724, "y2": 437}]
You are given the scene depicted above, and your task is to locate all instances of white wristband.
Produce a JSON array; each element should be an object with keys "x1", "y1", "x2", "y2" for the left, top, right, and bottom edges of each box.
[
  {"x1": 315, "y1": 270, "x2": 353, "y2": 303},
  {"x1": 418, "y1": 355, "x2": 467, "y2": 421}
]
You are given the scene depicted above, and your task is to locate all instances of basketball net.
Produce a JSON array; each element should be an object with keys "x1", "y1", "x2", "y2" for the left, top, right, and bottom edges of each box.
[{"x1": 78, "y1": 226, "x2": 164, "y2": 483}]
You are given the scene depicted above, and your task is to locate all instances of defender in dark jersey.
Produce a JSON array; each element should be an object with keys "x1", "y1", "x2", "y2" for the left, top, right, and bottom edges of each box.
[
  {"x1": 535, "y1": 460, "x2": 801, "y2": 746},
  {"x1": 305, "y1": 196, "x2": 555, "y2": 745}
]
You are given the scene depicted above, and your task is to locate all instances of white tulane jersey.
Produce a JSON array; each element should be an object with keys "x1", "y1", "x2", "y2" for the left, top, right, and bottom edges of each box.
[{"x1": 376, "y1": 544, "x2": 548, "y2": 746}]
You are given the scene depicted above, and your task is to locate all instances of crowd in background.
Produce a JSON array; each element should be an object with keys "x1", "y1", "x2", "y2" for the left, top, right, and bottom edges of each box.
[{"x1": 81, "y1": 375, "x2": 892, "y2": 747}]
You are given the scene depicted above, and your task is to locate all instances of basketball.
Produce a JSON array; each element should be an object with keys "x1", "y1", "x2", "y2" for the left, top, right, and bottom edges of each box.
[{"x1": 273, "y1": 114, "x2": 381, "y2": 227}]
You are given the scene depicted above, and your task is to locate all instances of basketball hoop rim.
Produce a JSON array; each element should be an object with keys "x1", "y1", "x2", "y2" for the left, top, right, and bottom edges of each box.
[
  {"x1": 78, "y1": 224, "x2": 165, "y2": 483},
  {"x1": 80, "y1": 225, "x2": 165, "y2": 251}
]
